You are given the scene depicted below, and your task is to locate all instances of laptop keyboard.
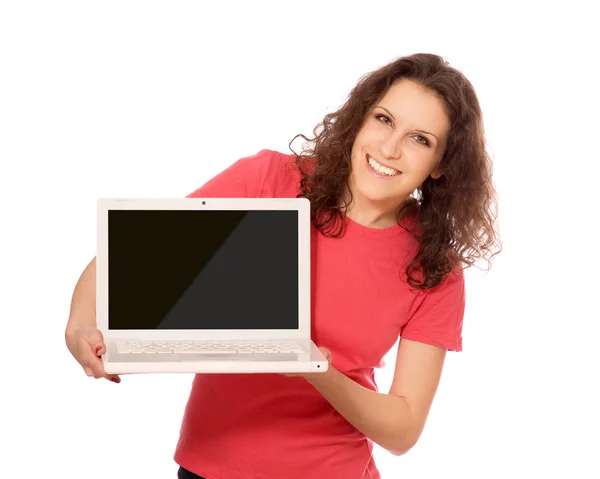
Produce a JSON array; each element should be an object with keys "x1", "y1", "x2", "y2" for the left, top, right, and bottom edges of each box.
[{"x1": 115, "y1": 340, "x2": 306, "y2": 355}]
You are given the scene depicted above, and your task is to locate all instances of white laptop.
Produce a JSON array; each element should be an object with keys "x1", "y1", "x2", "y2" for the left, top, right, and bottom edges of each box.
[{"x1": 96, "y1": 197, "x2": 329, "y2": 374}]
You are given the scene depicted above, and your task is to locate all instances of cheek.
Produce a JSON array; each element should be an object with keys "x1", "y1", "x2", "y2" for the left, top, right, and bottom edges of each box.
[
  {"x1": 355, "y1": 121, "x2": 380, "y2": 143},
  {"x1": 351, "y1": 134, "x2": 368, "y2": 162},
  {"x1": 411, "y1": 158, "x2": 441, "y2": 184}
]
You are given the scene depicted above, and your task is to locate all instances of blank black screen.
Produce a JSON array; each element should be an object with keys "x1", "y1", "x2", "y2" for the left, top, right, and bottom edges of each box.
[{"x1": 108, "y1": 210, "x2": 299, "y2": 330}]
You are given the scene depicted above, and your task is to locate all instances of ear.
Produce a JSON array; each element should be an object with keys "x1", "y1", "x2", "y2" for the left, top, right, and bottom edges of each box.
[
  {"x1": 431, "y1": 153, "x2": 445, "y2": 180},
  {"x1": 430, "y1": 167, "x2": 443, "y2": 180}
]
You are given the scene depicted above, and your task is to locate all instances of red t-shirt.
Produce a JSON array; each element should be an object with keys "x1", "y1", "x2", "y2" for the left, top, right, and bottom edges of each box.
[{"x1": 174, "y1": 149, "x2": 465, "y2": 479}]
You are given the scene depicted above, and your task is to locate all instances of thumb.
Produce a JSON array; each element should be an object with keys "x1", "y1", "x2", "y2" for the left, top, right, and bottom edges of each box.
[
  {"x1": 77, "y1": 338, "x2": 105, "y2": 379},
  {"x1": 319, "y1": 347, "x2": 332, "y2": 362},
  {"x1": 85, "y1": 329, "x2": 105, "y2": 356}
]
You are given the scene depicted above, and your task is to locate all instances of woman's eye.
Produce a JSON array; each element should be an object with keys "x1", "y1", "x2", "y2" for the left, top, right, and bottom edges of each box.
[
  {"x1": 376, "y1": 114, "x2": 392, "y2": 126},
  {"x1": 414, "y1": 135, "x2": 430, "y2": 147}
]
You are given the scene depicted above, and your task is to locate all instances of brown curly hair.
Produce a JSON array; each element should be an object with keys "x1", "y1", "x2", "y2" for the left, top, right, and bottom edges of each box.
[{"x1": 290, "y1": 53, "x2": 501, "y2": 290}]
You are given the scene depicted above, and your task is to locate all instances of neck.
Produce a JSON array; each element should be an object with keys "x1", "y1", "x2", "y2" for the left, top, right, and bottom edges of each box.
[{"x1": 342, "y1": 191, "x2": 410, "y2": 229}]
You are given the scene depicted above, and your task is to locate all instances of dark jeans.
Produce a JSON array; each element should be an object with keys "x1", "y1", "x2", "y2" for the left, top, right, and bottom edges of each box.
[{"x1": 177, "y1": 467, "x2": 206, "y2": 479}]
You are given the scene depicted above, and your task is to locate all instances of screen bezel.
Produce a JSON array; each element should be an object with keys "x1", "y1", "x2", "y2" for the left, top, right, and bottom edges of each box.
[{"x1": 96, "y1": 197, "x2": 311, "y2": 340}]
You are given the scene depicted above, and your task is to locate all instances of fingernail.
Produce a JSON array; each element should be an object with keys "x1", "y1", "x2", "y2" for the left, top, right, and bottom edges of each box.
[
  {"x1": 111, "y1": 377, "x2": 120, "y2": 383},
  {"x1": 95, "y1": 346, "x2": 102, "y2": 354}
]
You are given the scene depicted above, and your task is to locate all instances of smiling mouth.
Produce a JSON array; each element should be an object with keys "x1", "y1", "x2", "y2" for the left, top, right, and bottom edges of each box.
[{"x1": 366, "y1": 154, "x2": 401, "y2": 178}]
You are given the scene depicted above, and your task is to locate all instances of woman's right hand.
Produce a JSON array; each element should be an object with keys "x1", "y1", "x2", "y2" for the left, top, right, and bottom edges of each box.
[{"x1": 66, "y1": 325, "x2": 121, "y2": 383}]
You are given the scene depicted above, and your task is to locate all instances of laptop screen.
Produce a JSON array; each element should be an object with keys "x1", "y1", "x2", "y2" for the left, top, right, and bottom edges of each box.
[{"x1": 107, "y1": 210, "x2": 299, "y2": 330}]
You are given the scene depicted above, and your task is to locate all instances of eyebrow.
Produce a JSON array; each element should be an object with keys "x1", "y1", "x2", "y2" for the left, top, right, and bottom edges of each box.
[{"x1": 375, "y1": 105, "x2": 439, "y2": 141}]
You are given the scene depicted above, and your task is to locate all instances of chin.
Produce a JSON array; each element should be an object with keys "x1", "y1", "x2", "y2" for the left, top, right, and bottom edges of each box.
[
  {"x1": 349, "y1": 159, "x2": 409, "y2": 204},
  {"x1": 354, "y1": 180, "x2": 401, "y2": 204}
]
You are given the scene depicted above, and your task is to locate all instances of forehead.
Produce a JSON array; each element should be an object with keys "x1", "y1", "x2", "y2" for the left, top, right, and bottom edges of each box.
[{"x1": 377, "y1": 79, "x2": 450, "y2": 135}]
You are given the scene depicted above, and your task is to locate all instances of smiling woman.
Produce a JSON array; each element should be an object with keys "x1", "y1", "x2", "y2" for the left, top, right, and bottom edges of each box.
[
  {"x1": 293, "y1": 54, "x2": 500, "y2": 289},
  {"x1": 66, "y1": 52, "x2": 501, "y2": 479},
  {"x1": 348, "y1": 80, "x2": 449, "y2": 215}
]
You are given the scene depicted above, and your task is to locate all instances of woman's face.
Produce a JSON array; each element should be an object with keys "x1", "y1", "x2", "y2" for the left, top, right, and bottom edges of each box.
[{"x1": 349, "y1": 79, "x2": 450, "y2": 215}]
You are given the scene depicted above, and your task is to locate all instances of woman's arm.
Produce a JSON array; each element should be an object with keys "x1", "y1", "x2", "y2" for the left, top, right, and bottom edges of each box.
[{"x1": 306, "y1": 338, "x2": 446, "y2": 456}]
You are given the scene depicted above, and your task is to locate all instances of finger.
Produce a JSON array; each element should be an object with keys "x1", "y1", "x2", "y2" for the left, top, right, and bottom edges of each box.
[
  {"x1": 319, "y1": 347, "x2": 332, "y2": 362},
  {"x1": 94, "y1": 342, "x2": 106, "y2": 357},
  {"x1": 86, "y1": 335, "x2": 117, "y2": 382},
  {"x1": 79, "y1": 340, "x2": 106, "y2": 379},
  {"x1": 90, "y1": 362, "x2": 106, "y2": 379},
  {"x1": 83, "y1": 366, "x2": 93, "y2": 377},
  {"x1": 84, "y1": 328, "x2": 105, "y2": 356}
]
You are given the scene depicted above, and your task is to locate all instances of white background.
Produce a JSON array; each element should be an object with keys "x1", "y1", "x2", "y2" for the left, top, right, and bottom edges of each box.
[{"x1": 1, "y1": 1, "x2": 598, "y2": 478}]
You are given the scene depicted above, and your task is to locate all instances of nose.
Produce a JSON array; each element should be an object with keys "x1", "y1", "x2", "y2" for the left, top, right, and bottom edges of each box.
[{"x1": 380, "y1": 132, "x2": 403, "y2": 161}]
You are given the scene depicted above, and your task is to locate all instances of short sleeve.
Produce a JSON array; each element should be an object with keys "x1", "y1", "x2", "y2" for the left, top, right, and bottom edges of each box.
[
  {"x1": 400, "y1": 267, "x2": 466, "y2": 352},
  {"x1": 186, "y1": 149, "x2": 274, "y2": 199}
]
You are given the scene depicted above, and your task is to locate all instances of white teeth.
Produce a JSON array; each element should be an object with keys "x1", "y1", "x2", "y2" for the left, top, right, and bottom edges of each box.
[{"x1": 368, "y1": 156, "x2": 398, "y2": 176}]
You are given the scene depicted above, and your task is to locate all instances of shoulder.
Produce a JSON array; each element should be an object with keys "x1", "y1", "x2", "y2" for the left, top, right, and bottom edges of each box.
[
  {"x1": 221, "y1": 148, "x2": 291, "y2": 180},
  {"x1": 254, "y1": 149, "x2": 303, "y2": 198},
  {"x1": 227, "y1": 148, "x2": 301, "y2": 191},
  {"x1": 187, "y1": 149, "x2": 301, "y2": 199}
]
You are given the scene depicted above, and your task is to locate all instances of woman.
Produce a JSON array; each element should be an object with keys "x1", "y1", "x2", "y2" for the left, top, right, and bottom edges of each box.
[{"x1": 66, "y1": 53, "x2": 500, "y2": 479}]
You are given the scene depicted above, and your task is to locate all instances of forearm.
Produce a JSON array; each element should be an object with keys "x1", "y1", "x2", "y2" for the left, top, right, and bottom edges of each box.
[
  {"x1": 306, "y1": 367, "x2": 417, "y2": 455},
  {"x1": 66, "y1": 257, "x2": 97, "y2": 334}
]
